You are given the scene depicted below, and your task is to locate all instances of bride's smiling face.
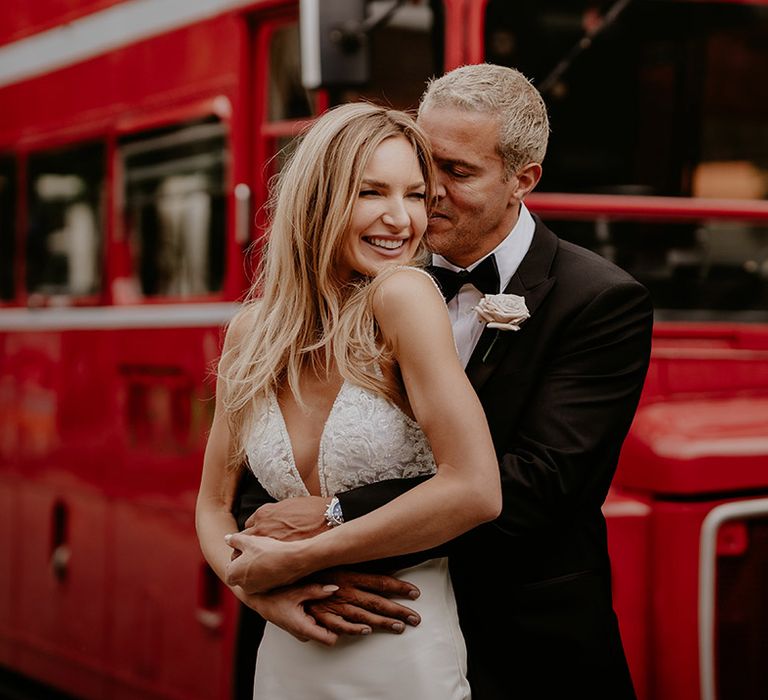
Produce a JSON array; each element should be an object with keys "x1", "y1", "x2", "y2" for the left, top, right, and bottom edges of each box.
[{"x1": 338, "y1": 136, "x2": 428, "y2": 280}]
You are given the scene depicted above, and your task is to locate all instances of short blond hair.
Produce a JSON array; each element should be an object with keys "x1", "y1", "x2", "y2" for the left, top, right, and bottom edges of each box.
[{"x1": 419, "y1": 64, "x2": 549, "y2": 175}]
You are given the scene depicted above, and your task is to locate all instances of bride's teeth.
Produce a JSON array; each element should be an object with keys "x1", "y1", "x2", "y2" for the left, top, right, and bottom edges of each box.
[{"x1": 367, "y1": 238, "x2": 404, "y2": 250}]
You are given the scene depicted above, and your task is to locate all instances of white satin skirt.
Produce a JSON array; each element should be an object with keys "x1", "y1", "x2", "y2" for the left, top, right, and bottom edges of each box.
[{"x1": 252, "y1": 557, "x2": 470, "y2": 699}]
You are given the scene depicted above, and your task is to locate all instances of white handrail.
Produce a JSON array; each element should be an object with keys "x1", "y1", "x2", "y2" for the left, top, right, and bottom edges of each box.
[{"x1": 698, "y1": 498, "x2": 768, "y2": 700}]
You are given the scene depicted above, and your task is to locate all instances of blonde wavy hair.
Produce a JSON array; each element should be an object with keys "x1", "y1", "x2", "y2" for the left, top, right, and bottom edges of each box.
[{"x1": 220, "y1": 102, "x2": 436, "y2": 468}]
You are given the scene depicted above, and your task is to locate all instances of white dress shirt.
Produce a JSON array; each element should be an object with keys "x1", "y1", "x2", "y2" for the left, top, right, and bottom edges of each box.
[{"x1": 432, "y1": 203, "x2": 535, "y2": 367}]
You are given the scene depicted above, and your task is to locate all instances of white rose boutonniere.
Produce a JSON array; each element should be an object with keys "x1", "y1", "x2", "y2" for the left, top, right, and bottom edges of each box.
[{"x1": 474, "y1": 293, "x2": 530, "y2": 331}]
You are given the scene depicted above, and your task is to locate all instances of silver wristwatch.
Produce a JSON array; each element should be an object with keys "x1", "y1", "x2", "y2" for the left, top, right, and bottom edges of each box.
[{"x1": 324, "y1": 496, "x2": 345, "y2": 528}]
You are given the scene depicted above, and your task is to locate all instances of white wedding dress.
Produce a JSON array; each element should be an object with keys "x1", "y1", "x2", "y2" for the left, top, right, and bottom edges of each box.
[{"x1": 245, "y1": 379, "x2": 470, "y2": 699}]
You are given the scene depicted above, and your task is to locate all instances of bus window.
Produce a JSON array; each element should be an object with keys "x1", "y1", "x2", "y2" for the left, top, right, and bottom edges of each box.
[
  {"x1": 269, "y1": 23, "x2": 316, "y2": 121},
  {"x1": 260, "y1": 17, "x2": 328, "y2": 190},
  {"x1": 26, "y1": 142, "x2": 104, "y2": 299},
  {"x1": 334, "y1": 0, "x2": 444, "y2": 110},
  {"x1": 484, "y1": 1, "x2": 768, "y2": 200},
  {"x1": 120, "y1": 118, "x2": 227, "y2": 299},
  {"x1": 0, "y1": 156, "x2": 15, "y2": 301},
  {"x1": 550, "y1": 216, "x2": 768, "y2": 321}
]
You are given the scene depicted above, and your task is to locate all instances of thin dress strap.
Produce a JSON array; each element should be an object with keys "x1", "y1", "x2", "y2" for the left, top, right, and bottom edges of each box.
[{"x1": 371, "y1": 264, "x2": 445, "y2": 300}]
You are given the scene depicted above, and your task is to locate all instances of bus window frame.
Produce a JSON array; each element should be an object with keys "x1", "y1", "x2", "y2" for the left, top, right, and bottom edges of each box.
[
  {"x1": 113, "y1": 97, "x2": 236, "y2": 306},
  {"x1": 250, "y1": 13, "x2": 329, "y2": 251},
  {"x1": 255, "y1": 17, "x2": 329, "y2": 152},
  {"x1": 22, "y1": 137, "x2": 109, "y2": 308},
  {"x1": 3, "y1": 123, "x2": 114, "y2": 310}
]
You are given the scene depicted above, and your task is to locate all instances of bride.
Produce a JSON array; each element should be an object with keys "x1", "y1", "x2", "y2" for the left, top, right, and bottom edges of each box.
[{"x1": 196, "y1": 102, "x2": 501, "y2": 698}]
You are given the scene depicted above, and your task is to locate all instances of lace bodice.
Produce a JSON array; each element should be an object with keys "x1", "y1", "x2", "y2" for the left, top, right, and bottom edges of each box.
[{"x1": 245, "y1": 381, "x2": 437, "y2": 500}]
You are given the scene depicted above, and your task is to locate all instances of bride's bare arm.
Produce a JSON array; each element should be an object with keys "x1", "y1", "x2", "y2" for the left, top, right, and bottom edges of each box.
[
  {"x1": 196, "y1": 320, "x2": 342, "y2": 645},
  {"x1": 226, "y1": 268, "x2": 501, "y2": 593},
  {"x1": 196, "y1": 314, "x2": 256, "y2": 585}
]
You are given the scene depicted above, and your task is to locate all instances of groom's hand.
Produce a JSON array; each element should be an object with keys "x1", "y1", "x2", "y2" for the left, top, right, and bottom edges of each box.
[
  {"x1": 244, "y1": 496, "x2": 328, "y2": 541},
  {"x1": 305, "y1": 570, "x2": 422, "y2": 635}
]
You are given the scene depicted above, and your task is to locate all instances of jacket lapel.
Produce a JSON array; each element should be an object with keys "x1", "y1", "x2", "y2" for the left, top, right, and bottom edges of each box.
[{"x1": 466, "y1": 216, "x2": 558, "y2": 391}]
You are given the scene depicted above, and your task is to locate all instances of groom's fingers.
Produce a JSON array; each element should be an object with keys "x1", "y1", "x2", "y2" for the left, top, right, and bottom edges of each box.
[
  {"x1": 310, "y1": 601, "x2": 409, "y2": 634},
  {"x1": 344, "y1": 590, "x2": 421, "y2": 627},
  {"x1": 309, "y1": 585, "x2": 421, "y2": 629},
  {"x1": 319, "y1": 570, "x2": 421, "y2": 600},
  {"x1": 307, "y1": 570, "x2": 422, "y2": 630},
  {"x1": 306, "y1": 605, "x2": 375, "y2": 636}
]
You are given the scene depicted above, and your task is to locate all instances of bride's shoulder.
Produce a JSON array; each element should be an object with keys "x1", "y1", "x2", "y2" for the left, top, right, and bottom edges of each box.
[
  {"x1": 369, "y1": 267, "x2": 450, "y2": 347},
  {"x1": 369, "y1": 265, "x2": 443, "y2": 311}
]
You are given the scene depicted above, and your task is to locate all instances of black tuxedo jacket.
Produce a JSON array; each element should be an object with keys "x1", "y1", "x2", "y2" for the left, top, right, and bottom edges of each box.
[{"x1": 233, "y1": 217, "x2": 653, "y2": 700}]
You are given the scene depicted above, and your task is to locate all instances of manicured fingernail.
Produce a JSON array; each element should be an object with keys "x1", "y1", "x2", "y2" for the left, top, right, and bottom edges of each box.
[
  {"x1": 224, "y1": 534, "x2": 232, "y2": 542},
  {"x1": 322, "y1": 585, "x2": 339, "y2": 592},
  {"x1": 360, "y1": 627, "x2": 372, "y2": 635},
  {"x1": 407, "y1": 615, "x2": 420, "y2": 626},
  {"x1": 391, "y1": 622, "x2": 405, "y2": 633},
  {"x1": 408, "y1": 589, "x2": 420, "y2": 600}
]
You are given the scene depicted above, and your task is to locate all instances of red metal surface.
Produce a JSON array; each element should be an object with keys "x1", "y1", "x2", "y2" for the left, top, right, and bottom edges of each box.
[
  {"x1": 0, "y1": 15, "x2": 242, "y2": 151},
  {"x1": 0, "y1": 324, "x2": 236, "y2": 699},
  {"x1": 647, "y1": 500, "x2": 707, "y2": 700},
  {"x1": 527, "y1": 192, "x2": 768, "y2": 222},
  {"x1": 442, "y1": 0, "x2": 470, "y2": 69},
  {"x1": 619, "y1": 397, "x2": 768, "y2": 494},
  {"x1": 604, "y1": 493, "x2": 652, "y2": 700},
  {"x1": 0, "y1": 0, "x2": 130, "y2": 46},
  {"x1": 463, "y1": 0, "x2": 491, "y2": 65}
]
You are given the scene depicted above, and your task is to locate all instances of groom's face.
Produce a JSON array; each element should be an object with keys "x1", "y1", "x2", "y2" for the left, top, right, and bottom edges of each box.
[{"x1": 418, "y1": 105, "x2": 522, "y2": 269}]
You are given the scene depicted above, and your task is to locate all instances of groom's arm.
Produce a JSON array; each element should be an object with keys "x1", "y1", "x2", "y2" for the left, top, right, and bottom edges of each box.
[
  {"x1": 336, "y1": 475, "x2": 430, "y2": 521},
  {"x1": 233, "y1": 467, "x2": 275, "y2": 531},
  {"x1": 236, "y1": 468, "x2": 446, "y2": 569},
  {"x1": 486, "y1": 280, "x2": 653, "y2": 538}
]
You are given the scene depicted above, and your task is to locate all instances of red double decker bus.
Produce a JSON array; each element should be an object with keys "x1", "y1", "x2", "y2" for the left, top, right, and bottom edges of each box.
[{"x1": 1, "y1": 1, "x2": 768, "y2": 698}]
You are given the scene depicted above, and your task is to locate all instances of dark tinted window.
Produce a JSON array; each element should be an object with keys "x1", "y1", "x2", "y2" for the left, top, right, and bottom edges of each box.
[
  {"x1": 120, "y1": 119, "x2": 227, "y2": 298},
  {"x1": 0, "y1": 156, "x2": 15, "y2": 300},
  {"x1": 270, "y1": 2, "x2": 443, "y2": 117},
  {"x1": 333, "y1": 0, "x2": 444, "y2": 110},
  {"x1": 26, "y1": 142, "x2": 104, "y2": 297},
  {"x1": 269, "y1": 23, "x2": 317, "y2": 121},
  {"x1": 542, "y1": 215, "x2": 768, "y2": 321},
  {"x1": 485, "y1": 1, "x2": 768, "y2": 199}
]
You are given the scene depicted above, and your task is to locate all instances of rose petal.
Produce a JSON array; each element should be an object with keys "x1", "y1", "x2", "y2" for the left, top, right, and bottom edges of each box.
[
  {"x1": 487, "y1": 322, "x2": 521, "y2": 331},
  {"x1": 474, "y1": 293, "x2": 530, "y2": 331}
]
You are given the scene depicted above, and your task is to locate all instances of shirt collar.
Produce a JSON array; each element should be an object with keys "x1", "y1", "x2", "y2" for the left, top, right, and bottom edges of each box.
[{"x1": 431, "y1": 202, "x2": 536, "y2": 293}]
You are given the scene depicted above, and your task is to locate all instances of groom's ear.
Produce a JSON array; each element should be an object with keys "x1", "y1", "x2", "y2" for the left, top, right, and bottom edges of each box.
[{"x1": 510, "y1": 162, "x2": 542, "y2": 202}]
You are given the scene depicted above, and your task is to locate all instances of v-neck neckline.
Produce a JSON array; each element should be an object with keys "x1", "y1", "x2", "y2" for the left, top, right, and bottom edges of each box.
[{"x1": 271, "y1": 380, "x2": 348, "y2": 497}]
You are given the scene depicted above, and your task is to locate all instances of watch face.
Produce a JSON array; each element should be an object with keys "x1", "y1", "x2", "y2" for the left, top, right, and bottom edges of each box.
[{"x1": 331, "y1": 501, "x2": 343, "y2": 521}]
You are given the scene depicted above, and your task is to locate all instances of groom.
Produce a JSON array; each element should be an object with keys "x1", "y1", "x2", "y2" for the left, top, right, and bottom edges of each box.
[{"x1": 230, "y1": 64, "x2": 652, "y2": 699}]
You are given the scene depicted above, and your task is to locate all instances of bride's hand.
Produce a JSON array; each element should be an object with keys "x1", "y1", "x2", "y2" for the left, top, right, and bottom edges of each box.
[
  {"x1": 224, "y1": 531, "x2": 306, "y2": 593},
  {"x1": 238, "y1": 584, "x2": 342, "y2": 646}
]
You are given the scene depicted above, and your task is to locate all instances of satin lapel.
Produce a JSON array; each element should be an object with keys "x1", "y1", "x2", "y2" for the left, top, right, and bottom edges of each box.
[{"x1": 466, "y1": 216, "x2": 559, "y2": 391}]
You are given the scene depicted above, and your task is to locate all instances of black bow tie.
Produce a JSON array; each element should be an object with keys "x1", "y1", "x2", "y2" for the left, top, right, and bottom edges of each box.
[{"x1": 427, "y1": 255, "x2": 500, "y2": 302}]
